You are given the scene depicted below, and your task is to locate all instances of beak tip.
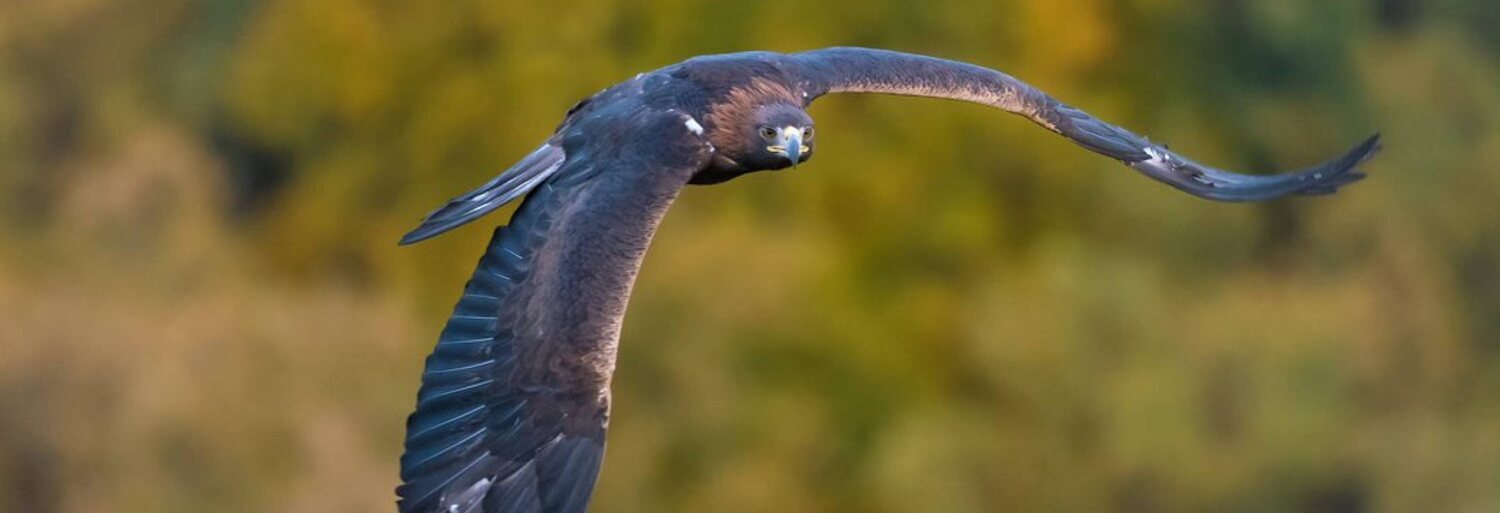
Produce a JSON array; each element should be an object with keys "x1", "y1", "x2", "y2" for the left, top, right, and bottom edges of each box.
[{"x1": 775, "y1": 126, "x2": 805, "y2": 168}]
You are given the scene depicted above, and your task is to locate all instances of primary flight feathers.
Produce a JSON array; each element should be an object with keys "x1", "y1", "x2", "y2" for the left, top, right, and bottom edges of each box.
[{"x1": 395, "y1": 47, "x2": 1379, "y2": 513}]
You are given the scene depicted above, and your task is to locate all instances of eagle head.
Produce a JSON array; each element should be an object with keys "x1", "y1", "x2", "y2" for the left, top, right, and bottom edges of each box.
[{"x1": 695, "y1": 96, "x2": 815, "y2": 184}]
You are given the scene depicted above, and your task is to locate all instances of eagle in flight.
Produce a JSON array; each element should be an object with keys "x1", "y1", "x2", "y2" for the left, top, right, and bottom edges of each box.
[{"x1": 394, "y1": 47, "x2": 1380, "y2": 513}]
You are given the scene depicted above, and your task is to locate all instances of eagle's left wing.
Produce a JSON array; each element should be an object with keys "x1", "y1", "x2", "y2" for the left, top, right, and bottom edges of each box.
[{"x1": 787, "y1": 47, "x2": 1379, "y2": 201}]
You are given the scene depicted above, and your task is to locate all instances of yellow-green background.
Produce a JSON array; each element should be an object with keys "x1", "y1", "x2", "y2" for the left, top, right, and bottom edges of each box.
[{"x1": 2, "y1": 1, "x2": 1497, "y2": 512}]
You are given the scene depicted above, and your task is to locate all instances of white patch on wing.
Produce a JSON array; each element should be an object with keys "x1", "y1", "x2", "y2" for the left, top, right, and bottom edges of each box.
[
  {"x1": 443, "y1": 475, "x2": 494, "y2": 513},
  {"x1": 1142, "y1": 146, "x2": 1172, "y2": 167},
  {"x1": 684, "y1": 116, "x2": 704, "y2": 135}
]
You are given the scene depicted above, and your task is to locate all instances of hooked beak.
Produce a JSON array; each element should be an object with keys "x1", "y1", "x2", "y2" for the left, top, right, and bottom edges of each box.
[{"x1": 770, "y1": 126, "x2": 805, "y2": 167}]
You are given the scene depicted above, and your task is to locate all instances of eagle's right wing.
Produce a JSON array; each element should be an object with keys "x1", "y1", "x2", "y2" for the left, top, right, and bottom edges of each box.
[{"x1": 397, "y1": 107, "x2": 712, "y2": 513}]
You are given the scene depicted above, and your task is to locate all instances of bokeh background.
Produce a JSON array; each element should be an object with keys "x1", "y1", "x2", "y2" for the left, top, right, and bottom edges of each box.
[{"x1": 3, "y1": 0, "x2": 1498, "y2": 512}]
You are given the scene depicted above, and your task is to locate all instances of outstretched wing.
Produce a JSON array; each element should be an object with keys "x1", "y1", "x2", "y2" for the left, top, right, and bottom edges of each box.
[
  {"x1": 397, "y1": 108, "x2": 712, "y2": 513},
  {"x1": 788, "y1": 47, "x2": 1379, "y2": 201}
]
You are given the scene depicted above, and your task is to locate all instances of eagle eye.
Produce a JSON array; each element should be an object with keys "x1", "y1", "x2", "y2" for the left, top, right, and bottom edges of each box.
[
  {"x1": 802, "y1": 127, "x2": 814, "y2": 140},
  {"x1": 759, "y1": 127, "x2": 778, "y2": 140}
]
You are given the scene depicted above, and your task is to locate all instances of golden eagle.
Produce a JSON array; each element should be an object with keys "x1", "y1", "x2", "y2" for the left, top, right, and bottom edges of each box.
[{"x1": 395, "y1": 47, "x2": 1380, "y2": 513}]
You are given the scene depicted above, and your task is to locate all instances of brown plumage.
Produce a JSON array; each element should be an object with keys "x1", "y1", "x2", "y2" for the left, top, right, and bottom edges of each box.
[{"x1": 705, "y1": 77, "x2": 804, "y2": 154}]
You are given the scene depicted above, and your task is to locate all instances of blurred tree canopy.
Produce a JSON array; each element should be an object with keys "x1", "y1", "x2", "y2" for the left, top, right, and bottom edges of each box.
[{"x1": 2, "y1": 1, "x2": 1498, "y2": 512}]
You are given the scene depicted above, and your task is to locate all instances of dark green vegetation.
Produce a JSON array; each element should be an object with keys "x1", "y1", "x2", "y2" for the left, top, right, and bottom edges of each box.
[{"x1": 2, "y1": 1, "x2": 1496, "y2": 512}]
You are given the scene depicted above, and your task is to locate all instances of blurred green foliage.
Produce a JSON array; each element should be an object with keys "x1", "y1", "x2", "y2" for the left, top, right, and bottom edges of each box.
[{"x1": 2, "y1": 0, "x2": 1498, "y2": 512}]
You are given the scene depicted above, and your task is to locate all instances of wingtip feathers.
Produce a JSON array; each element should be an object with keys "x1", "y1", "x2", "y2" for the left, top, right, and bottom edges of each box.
[{"x1": 1315, "y1": 132, "x2": 1382, "y2": 193}]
